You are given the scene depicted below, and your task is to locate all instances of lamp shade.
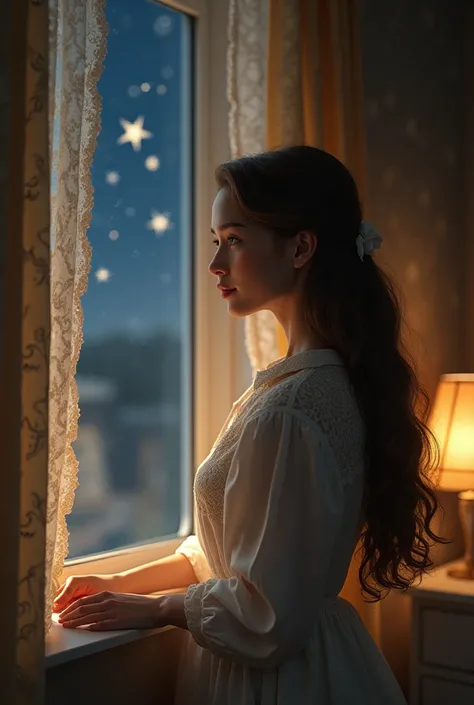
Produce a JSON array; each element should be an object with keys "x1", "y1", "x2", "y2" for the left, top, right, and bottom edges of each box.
[{"x1": 429, "y1": 373, "x2": 474, "y2": 491}]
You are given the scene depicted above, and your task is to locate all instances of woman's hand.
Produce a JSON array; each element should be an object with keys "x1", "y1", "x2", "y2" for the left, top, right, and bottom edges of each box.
[
  {"x1": 57, "y1": 591, "x2": 167, "y2": 631},
  {"x1": 54, "y1": 574, "x2": 124, "y2": 612}
]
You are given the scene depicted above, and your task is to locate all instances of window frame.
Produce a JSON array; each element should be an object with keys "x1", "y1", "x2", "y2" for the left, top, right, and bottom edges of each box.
[{"x1": 60, "y1": 0, "x2": 250, "y2": 582}]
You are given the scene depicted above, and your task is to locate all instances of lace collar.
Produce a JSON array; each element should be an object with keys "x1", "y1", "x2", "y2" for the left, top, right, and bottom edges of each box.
[{"x1": 253, "y1": 348, "x2": 344, "y2": 390}]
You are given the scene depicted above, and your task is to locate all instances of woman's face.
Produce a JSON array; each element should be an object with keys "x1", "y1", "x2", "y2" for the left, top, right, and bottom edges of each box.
[{"x1": 209, "y1": 187, "x2": 299, "y2": 318}]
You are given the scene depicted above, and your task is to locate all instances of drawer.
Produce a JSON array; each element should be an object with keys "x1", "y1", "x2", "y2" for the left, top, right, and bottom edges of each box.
[
  {"x1": 421, "y1": 676, "x2": 474, "y2": 705},
  {"x1": 421, "y1": 606, "x2": 474, "y2": 672}
]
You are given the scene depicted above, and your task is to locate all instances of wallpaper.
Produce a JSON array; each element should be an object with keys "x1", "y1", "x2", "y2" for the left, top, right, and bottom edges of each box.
[
  {"x1": 359, "y1": 1, "x2": 467, "y2": 693},
  {"x1": 360, "y1": 0, "x2": 465, "y2": 396}
]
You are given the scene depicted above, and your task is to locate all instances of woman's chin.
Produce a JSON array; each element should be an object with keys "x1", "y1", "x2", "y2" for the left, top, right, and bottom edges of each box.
[
  {"x1": 226, "y1": 297, "x2": 259, "y2": 318},
  {"x1": 227, "y1": 303, "x2": 248, "y2": 318}
]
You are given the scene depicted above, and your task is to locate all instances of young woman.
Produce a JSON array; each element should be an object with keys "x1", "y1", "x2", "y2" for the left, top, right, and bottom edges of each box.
[{"x1": 56, "y1": 146, "x2": 445, "y2": 704}]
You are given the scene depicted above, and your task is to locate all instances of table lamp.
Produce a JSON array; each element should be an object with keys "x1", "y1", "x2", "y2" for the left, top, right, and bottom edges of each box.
[{"x1": 429, "y1": 373, "x2": 474, "y2": 580}]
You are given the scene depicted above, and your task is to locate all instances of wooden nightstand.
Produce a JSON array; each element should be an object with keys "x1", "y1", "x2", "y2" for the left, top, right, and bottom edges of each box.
[{"x1": 410, "y1": 559, "x2": 474, "y2": 705}]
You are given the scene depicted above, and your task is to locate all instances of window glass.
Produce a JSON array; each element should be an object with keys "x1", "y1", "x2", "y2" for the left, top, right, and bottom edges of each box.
[{"x1": 67, "y1": 0, "x2": 193, "y2": 559}]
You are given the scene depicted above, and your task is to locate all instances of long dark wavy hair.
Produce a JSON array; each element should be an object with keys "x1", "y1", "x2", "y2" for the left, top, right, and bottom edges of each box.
[{"x1": 215, "y1": 145, "x2": 449, "y2": 601}]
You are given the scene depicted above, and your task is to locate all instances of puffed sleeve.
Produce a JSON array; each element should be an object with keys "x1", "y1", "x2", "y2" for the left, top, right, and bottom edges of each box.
[
  {"x1": 175, "y1": 533, "x2": 213, "y2": 583},
  {"x1": 183, "y1": 408, "x2": 344, "y2": 667}
]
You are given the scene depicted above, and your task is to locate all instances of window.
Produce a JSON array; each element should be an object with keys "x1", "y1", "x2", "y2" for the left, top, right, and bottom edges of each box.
[{"x1": 67, "y1": 0, "x2": 194, "y2": 559}]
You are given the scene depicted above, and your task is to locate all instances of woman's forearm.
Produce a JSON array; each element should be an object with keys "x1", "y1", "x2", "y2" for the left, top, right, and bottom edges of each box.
[{"x1": 118, "y1": 552, "x2": 197, "y2": 595}]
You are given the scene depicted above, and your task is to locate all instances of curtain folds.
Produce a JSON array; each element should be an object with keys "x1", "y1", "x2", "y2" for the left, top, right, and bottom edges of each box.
[{"x1": 1, "y1": 0, "x2": 50, "y2": 700}]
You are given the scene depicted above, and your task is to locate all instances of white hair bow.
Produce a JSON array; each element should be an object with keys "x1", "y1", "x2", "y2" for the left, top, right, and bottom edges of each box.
[{"x1": 356, "y1": 221, "x2": 383, "y2": 261}]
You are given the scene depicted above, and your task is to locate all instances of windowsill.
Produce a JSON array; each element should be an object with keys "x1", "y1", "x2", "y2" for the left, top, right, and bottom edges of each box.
[
  {"x1": 45, "y1": 620, "x2": 176, "y2": 668},
  {"x1": 46, "y1": 587, "x2": 187, "y2": 668}
]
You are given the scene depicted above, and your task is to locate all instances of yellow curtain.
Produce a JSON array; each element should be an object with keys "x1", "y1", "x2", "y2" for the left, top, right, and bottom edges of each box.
[
  {"x1": 266, "y1": 0, "x2": 366, "y2": 185},
  {"x1": 0, "y1": 0, "x2": 50, "y2": 701},
  {"x1": 267, "y1": 0, "x2": 366, "y2": 363},
  {"x1": 265, "y1": 0, "x2": 374, "y2": 633}
]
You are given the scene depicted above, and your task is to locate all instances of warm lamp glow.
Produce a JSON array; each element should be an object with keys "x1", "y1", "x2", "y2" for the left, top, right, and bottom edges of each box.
[
  {"x1": 431, "y1": 374, "x2": 474, "y2": 580},
  {"x1": 429, "y1": 373, "x2": 474, "y2": 491}
]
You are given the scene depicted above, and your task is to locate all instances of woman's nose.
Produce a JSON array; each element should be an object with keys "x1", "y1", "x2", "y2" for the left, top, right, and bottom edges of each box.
[{"x1": 208, "y1": 249, "x2": 229, "y2": 276}]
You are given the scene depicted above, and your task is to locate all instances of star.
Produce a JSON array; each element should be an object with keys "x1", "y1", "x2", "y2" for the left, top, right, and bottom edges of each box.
[
  {"x1": 95, "y1": 268, "x2": 112, "y2": 283},
  {"x1": 147, "y1": 211, "x2": 172, "y2": 236},
  {"x1": 154, "y1": 15, "x2": 173, "y2": 37},
  {"x1": 145, "y1": 155, "x2": 160, "y2": 171},
  {"x1": 117, "y1": 116, "x2": 153, "y2": 152},
  {"x1": 105, "y1": 171, "x2": 120, "y2": 185}
]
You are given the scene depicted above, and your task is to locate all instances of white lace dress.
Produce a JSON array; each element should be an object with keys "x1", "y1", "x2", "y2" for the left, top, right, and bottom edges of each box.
[{"x1": 174, "y1": 349, "x2": 407, "y2": 705}]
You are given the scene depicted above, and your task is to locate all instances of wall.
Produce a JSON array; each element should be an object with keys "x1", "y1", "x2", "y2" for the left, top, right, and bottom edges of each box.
[
  {"x1": 360, "y1": 0, "x2": 465, "y2": 394},
  {"x1": 465, "y1": 2, "x2": 474, "y2": 371},
  {"x1": 359, "y1": 0, "x2": 469, "y2": 695}
]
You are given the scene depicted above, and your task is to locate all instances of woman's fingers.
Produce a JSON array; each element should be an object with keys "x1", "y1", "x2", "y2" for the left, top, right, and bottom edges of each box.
[
  {"x1": 53, "y1": 591, "x2": 69, "y2": 611},
  {"x1": 60, "y1": 612, "x2": 113, "y2": 629},
  {"x1": 57, "y1": 592, "x2": 161, "y2": 631},
  {"x1": 59, "y1": 591, "x2": 112, "y2": 621},
  {"x1": 59, "y1": 601, "x2": 109, "y2": 624},
  {"x1": 54, "y1": 582, "x2": 79, "y2": 611},
  {"x1": 59, "y1": 594, "x2": 117, "y2": 629}
]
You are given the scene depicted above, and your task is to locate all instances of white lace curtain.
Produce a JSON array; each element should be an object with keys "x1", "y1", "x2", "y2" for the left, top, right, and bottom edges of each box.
[{"x1": 46, "y1": 0, "x2": 108, "y2": 629}]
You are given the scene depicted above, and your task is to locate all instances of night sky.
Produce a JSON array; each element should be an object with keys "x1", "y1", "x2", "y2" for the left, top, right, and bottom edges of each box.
[{"x1": 82, "y1": 0, "x2": 191, "y2": 342}]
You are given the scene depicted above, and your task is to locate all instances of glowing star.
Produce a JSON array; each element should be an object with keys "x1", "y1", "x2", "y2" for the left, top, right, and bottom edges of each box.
[
  {"x1": 95, "y1": 267, "x2": 112, "y2": 283},
  {"x1": 145, "y1": 155, "x2": 160, "y2": 171},
  {"x1": 147, "y1": 211, "x2": 171, "y2": 236},
  {"x1": 105, "y1": 171, "x2": 120, "y2": 185},
  {"x1": 154, "y1": 15, "x2": 173, "y2": 37},
  {"x1": 117, "y1": 116, "x2": 153, "y2": 152}
]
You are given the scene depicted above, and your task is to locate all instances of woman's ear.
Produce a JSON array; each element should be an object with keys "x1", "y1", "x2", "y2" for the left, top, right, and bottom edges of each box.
[{"x1": 293, "y1": 230, "x2": 317, "y2": 268}]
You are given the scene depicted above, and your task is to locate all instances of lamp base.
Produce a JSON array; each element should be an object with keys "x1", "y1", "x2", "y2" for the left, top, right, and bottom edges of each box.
[
  {"x1": 447, "y1": 565, "x2": 474, "y2": 580},
  {"x1": 447, "y1": 491, "x2": 474, "y2": 581}
]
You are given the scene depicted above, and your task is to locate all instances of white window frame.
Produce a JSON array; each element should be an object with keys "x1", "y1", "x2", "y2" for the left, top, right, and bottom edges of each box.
[{"x1": 60, "y1": 0, "x2": 251, "y2": 582}]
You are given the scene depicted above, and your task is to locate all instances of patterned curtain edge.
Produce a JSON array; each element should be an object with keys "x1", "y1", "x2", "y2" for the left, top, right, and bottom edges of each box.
[{"x1": 11, "y1": 0, "x2": 51, "y2": 698}]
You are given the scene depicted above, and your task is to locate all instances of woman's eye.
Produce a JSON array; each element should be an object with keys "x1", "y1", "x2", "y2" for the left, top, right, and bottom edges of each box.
[{"x1": 212, "y1": 236, "x2": 240, "y2": 247}]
